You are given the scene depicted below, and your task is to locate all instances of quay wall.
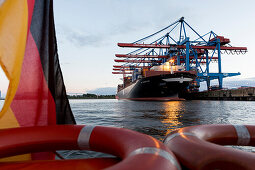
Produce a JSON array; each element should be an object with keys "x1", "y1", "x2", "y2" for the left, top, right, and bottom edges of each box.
[{"x1": 184, "y1": 87, "x2": 255, "y2": 101}]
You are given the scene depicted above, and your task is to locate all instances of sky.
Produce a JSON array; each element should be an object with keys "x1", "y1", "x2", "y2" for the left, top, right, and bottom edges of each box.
[{"x1": 0, "y1": 0, "x2": 255, "y2": 96}]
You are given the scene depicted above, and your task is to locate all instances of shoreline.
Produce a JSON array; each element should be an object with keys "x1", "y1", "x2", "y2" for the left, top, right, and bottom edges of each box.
[{"x1": 67, "y1": 94, "x2": 116, "y2": 100}]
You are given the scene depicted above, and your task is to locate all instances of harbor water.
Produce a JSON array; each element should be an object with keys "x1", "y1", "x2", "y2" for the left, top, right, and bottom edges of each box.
[
  {"x1": 71, "y1": 99, "x2": 255, "y2": 139},
  {"x1": 62, "y1": 99, "x2": 255, "y2": 159}
]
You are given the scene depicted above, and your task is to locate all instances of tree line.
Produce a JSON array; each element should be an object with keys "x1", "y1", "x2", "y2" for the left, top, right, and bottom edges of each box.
[{"x1": 67, "y1": 93, "x2": 115, "y2": 99}]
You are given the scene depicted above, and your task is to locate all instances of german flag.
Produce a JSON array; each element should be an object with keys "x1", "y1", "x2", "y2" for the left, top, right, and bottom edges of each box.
[{"x1": 0, "y1": 0, "x2": 75, "y2": 161}]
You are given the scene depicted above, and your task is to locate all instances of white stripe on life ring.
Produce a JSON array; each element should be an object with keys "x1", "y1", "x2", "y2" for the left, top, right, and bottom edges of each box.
[
  {"x1": 233, "y1": 125, "x2": 250, "y2": 145},
  {"x1": 129, "y1": 147, "x2": 181, "y2": 170},
  {"x1": 77, "y1": 125, "x2": 96, "y2": 149}
]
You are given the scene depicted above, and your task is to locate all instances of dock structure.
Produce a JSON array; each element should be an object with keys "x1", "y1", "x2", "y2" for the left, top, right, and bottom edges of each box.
[
  {"x1": 183, "y1": 87, "x2": 255, "y2": 101},
  {"x1": 113, "y1": 17, "x2": 247, "y2": 92}
]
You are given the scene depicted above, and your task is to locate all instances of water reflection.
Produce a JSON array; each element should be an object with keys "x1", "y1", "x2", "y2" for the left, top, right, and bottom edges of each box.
[{"x1": 159, "y1": 101, "x2": 183, "y2": 135}]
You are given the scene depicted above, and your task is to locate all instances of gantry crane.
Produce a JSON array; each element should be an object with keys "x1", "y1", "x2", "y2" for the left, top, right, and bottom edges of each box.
[{"x1": 113, "y1": 17, "x2": 247, "y2": 90}]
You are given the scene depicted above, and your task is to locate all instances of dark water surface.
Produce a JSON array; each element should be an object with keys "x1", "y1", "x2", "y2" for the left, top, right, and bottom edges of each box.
[{"x1": 59, "y1": 99, "x2": 255, "y2": 159}]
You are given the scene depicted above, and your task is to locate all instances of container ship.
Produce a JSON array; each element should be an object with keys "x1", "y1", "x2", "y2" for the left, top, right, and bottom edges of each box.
[
  {"x1": 113, "y1": 17, "x2": 247, "y2": 101},
  {"x1": 115, "y1": 62, "x2": 196, "y2": 101}
]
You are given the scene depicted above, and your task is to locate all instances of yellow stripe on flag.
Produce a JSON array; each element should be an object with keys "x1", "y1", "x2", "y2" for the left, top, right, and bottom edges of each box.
[
  {"x1": 0, "y1": 0, "x2": 28, "y2": 120},
  {"x1": 0, "y1": 107, "x2": 19, "y2": 128},
  {"x1": 0, "y1": 0, "x2": 31, "y2": 162}
]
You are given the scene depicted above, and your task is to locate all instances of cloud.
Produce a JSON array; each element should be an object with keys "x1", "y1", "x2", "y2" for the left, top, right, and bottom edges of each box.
[
  {"x1": 56, "y1": 23, "x2": 147, "y2": 48},
  {"x1": 69, "y1": 32, "x2": 104, "y2": 46},
  {"x1": 56, "y1": 24, "x2": 142, "y2": 47},
  {"x1": 60, "y1": 62, "x2": 70, "y2": 65},
  {"x1": 57, "y1": 26, "x2": 105, "y2": 47}
]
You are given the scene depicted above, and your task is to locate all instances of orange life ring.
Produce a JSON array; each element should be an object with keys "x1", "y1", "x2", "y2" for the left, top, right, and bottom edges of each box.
[
  {"x1": 0, "y1": 125, "x2": 180, "y2": 170},
  {"x1": 164, "y1": 124, "x2": 255, "y2": 170}
]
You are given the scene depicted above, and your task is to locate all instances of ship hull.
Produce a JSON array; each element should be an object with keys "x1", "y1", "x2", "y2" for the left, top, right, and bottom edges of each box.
[{"x1": 116, "y1": 72, "x2": 195, "y2": 101}]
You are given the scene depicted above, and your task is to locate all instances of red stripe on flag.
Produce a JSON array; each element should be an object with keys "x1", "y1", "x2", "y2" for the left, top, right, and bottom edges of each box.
[
  {"x1": 27, "y1": 0, "x2": 35, "y2": 35},
  {"x1": 11, "y1": 31, "x2": 56, "y2": 127}
]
